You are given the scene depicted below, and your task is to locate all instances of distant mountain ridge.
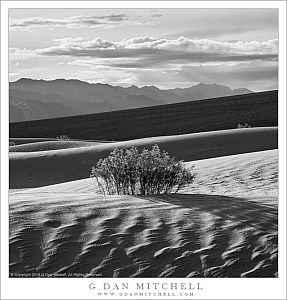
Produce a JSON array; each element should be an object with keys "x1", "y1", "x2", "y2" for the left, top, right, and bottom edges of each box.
[{"x1": 10, "y1": 78, "x2": 252, "y2": 122}]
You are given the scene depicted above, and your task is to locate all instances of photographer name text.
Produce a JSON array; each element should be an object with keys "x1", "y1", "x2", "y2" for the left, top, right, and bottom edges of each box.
[{"x1": 89, "y1": 282, "x2": 203, "y2": 291}]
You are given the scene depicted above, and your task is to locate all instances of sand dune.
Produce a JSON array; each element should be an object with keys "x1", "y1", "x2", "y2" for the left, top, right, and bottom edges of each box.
[
  {"x1": 9, "y1": 137, "x2": 115, "y2": 146},
  {"x1": 10, "y1": 137, "x2": 60, "y2": 145},
  {"x1": 186, "y1": 149, "x2": 278, "y2": 198},
  {"x1": 9, "y1": 140, "x2": 102, "y2": 152},
  {"x1": 9, "y1": 149, "x2": 278, "y2": 278},
  {"x1": 11, "y1": 149, "x2": 278, "y2": 198},
  {"x1": 9, "y1": 127, "x2": 277, "y2": 188}
]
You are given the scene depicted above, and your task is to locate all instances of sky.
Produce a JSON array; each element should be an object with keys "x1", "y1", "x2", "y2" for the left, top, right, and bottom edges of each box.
[{"x1": 9, "y1": 8, "x2": 278, "y2": 91}]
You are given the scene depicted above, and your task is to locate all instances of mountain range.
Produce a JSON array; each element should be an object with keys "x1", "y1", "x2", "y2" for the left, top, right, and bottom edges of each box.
[{"x1": 9, "y1": 78, "x2": 252, "y2": 122}]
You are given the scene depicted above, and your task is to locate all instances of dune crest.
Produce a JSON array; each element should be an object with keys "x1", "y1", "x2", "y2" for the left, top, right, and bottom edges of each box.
[
  {"x1": 9, "y1": 127, "x2": 277, "y2": 189},
  {"x1": 9, "y1": 140, "x2": 103, "y2": 152}
]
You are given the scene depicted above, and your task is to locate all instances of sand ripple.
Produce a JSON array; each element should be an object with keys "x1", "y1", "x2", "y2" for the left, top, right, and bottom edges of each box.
[{"x1": 9, "y1": 193, "x2": 277, "y2": 278}]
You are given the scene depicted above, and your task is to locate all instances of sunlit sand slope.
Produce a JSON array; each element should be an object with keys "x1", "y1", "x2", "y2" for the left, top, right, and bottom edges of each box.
[
  {"x1": 9, "y1": 127, "x2": 277, "y2": 188},
  {"x1": 11, "y1": 150, "x2": 277, "y2": 198},
  {"x1": 186, "y1": 149, "x2": 278, "y2": 197}
]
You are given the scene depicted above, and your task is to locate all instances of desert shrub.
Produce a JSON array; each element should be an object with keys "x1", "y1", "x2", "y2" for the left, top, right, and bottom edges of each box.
[
  {"x1": 91, "y1": 145, "x2": 195, "y2": 195},
  {"x1": 237, "y1": 123, "x2": 251, "y2": 129},
  {"x1": 9, "y1": 141, "x2": 15, "y2": 146},
  {"x1": 56, "y1": 134, "x2": 70, "y2": 140}
]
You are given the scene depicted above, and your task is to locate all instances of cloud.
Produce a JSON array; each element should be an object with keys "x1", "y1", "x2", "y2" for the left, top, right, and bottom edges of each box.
[
  {"x1": 151, "y1": 13, "x2": 162, "y2": 18},
  {"x1": 9, "y1": 35, "x2": 278, "y2": 91},
  {"x1": 166, "y1": 27, "x2": 260, "y2": 39},
  {"x1": 31, "y1": 36, "x2": 278, "y2": 68},
  {"x1": 9, "y1": 14, "x2": 152, "y2": 30},
  {"x1": 9, "y1": 72, "x2": 19, "y2": 77},
  {"x1": 125, "y1": 60, "x2": 278, "y2": 91},
  {"x1": 37, "y1": 36, "x2": 278, "y2": 54},
  {"x1": 9, "y1": 47, "x2": 37, "y2": 62}
]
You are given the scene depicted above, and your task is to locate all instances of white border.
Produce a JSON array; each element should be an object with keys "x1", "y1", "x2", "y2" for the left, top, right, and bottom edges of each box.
[{"x1": 1, "y1": 1, "x2": 286, "y2": 300}]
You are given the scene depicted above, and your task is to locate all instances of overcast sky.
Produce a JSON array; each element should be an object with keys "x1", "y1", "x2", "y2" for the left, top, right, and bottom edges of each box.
[{"x1": 9, "y1": 8, "x2": 278, "y2": 91}]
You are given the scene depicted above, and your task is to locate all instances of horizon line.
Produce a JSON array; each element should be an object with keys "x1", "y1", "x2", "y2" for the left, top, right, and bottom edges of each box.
[{"x1": 9, "y1": 77, "x2": 259, "y2": 92}]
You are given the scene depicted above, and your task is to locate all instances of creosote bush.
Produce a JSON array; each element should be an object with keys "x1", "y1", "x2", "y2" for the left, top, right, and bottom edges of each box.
[
  {"x1": 91, "y1": 145, "x2": 195, "y2": 195},
  {"x1": 56, "y1": 134, "x2": 70, "y2": 140},
  {"x1": 237, "y1": 123, "x2": 251, "y2": 129}
]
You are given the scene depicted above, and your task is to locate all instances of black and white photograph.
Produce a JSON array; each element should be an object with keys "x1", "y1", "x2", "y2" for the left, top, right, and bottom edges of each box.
[{"x1": 1, "y1": 1, "x2": 286, "y2": 300}]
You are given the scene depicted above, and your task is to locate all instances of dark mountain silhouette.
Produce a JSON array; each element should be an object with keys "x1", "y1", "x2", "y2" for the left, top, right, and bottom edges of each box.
[
  {"x1": 9, "y1": 78, "x2": 252, "y2": 122},
  {"x1": 121, "y1": 83, "x2": 252, "y2": 103},
  {"x1": 9, "y1": 90, "x2": 277, "y2": 141}
]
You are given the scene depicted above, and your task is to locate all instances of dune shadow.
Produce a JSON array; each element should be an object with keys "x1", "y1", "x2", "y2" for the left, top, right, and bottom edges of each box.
[{"x1": 139, "y1": 193, "x2": 278, "y2": 231}]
